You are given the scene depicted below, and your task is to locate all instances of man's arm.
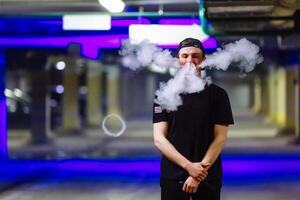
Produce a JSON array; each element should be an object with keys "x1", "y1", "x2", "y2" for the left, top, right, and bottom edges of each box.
[
  {"x1": 153, "y1": 122, "x2": 208, "y2": 181},
  {"x1": 183, "y1": 124, "x2": 228, "y2": 193},
  {"x1": 201, "y1": 124, "x2": 228, "y2": 168}
]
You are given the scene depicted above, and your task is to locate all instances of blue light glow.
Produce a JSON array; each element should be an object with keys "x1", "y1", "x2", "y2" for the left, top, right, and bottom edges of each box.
[
  {"x1": 0, "y1": 49, "x2": 7, "y2": 160},
  {"x1": 1, "y1": 154, "x2": 300, "y2": 184}
]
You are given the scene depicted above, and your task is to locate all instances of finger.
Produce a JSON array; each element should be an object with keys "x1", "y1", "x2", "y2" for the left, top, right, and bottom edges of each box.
[
  {"x1": 192, "y1": 186, "x2": 197, "y2": 193},
  {"x1": 182, "y1": 182, "x2": 187, "y2": 192},
  {"x1": 202, "y1": 171, "x2": 208, "y2": 176},
  {"x1": 196, "y1": 176, "x2": 202, "y2": 182},
  {"x1": 186, "y1": 185, "x2": 191, "y2": 193},
  {"x1": 184, "y1": 184, "x2": 189, "y2": 193},
  {"x1": 191, "y1": 186, "x2": 195, "y2": 194},
  {"x1": 199, "y1": 175, "x2": 205, "y2": 181},
  {"x1": 197, "y1": 174, "x2": 205, "y2": 180},
  {"x1": 198, "y1": 173, "x2": 205, "y2": 178},
  {"x1": 201, "y1": 175, "x2": 206, "y2": 181},
  {"x1": 187, "y1": 185, "x2": 193, "y2": 193}
]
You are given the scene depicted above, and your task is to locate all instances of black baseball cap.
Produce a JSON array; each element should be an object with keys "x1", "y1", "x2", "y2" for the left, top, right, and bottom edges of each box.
[{"x1": 177, "y1": 38, "x2": 205, "y2": 57}]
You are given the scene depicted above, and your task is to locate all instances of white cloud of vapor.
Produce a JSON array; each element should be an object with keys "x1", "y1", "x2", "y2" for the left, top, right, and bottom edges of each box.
[
  {"x1": 119, "y1": 39, "x2": 180, "y2": 71},
  {"x1": 120, "y1": 38, "x2": 263, "y2": 111},
  {"x1": 201, "y1": 38, "x2": 264, "y2": 73},
  {"x1": 154, "y1": 64, "x2": 208, "y2": 111}
]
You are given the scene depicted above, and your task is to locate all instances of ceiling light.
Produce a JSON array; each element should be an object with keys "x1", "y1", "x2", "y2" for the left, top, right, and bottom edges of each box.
[
  {"x1": 55, "y1": 85, "x2": 64, "y2": 94},
  {"x1": 56, "y1": 61, "x2": 66, "y2": 70},
  {"x1": 63, "y1": 14, "x2": 111, "y2": 30},
  {"x1": 99, "y1": 0, "x2": 125, "y2": 13},
  {"x1": 129, "y1": 24, "x2": 209, "y2": 45}
]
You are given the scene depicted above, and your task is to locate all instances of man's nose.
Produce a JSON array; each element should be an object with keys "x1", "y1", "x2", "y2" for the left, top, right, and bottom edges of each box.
[{"x1": 186, "y1": 56, "x2": 193, "y2": 63}]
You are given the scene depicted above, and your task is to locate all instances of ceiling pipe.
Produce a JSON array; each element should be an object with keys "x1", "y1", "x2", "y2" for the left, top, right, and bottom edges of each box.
[{"x1": 0, "y1": 11, "x2": 199, "y2": 17}]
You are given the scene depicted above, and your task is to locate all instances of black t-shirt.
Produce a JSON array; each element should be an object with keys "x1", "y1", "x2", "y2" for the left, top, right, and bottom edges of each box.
[{"x1": 153, "y1": 83, "x2": 234, "y2": 188}]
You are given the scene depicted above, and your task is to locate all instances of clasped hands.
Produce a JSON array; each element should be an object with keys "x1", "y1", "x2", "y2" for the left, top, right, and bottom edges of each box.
[{"x1": 182, "y1": 162, "x2": 210, "y2": 193}]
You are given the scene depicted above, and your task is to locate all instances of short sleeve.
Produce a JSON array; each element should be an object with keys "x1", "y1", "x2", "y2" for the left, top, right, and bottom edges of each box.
[
  {"x1": 152, "y1": 102, "x2": 168, "y2": 123},
  {"x1": 214, "y1": 89, "x2": 234, "y2": 126}
]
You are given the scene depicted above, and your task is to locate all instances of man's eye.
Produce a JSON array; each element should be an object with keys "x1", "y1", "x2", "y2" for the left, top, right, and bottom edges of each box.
[{"x1": 181, "y1": 55, "x2": 188, "y2": 58}]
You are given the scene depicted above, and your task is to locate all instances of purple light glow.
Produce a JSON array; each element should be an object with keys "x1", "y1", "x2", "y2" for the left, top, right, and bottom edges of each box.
[
  {"x1": 0, "y1": 34, "x2": 217, "y2": 59},
  {"x1": 0, "y1": 100, "x2": 7, "y2": 160},
  {"x1": 158, "y1": 37, "x2": 217, "y2": 49},
  {"x1": 202, "y1": 37, "x2": 218, "y2": 49},
  {"x1": 0, "y1": 34, "x2": 128, "y2": 59},
  {"x1": 81, "y1": 44, "x2": 100, "y2": 60},
  {"x1": 159, "y1": 19, "x2": 200, "y2": 25},
  {"x1": 0, "y1": 35, "x2": 127, "y2": 47},
  {"x1": 111, "y1": 18, "x2": 151, "y2": 26}
]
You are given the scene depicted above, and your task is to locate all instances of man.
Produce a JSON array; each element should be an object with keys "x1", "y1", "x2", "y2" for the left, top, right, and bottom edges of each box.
[{"x1": 153, "y1": 38, "x2": 234, "y2": 200}]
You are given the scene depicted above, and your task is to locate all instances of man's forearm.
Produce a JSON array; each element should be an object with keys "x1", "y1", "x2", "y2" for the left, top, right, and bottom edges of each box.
[
  {"x1": 154, "y1": 135, "x2": 191, "y2": 170},
  {"x1": 201, "y1": 138, "x2": 226, "y2": 168},
  {"x1": 201, "y1": 125, "x2": 228, "y2": 168}
]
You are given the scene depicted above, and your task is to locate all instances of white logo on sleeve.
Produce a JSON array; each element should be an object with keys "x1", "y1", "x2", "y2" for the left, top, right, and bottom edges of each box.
[{"x1": 154, "y1": 106, "x2": 163, "y2": 113}]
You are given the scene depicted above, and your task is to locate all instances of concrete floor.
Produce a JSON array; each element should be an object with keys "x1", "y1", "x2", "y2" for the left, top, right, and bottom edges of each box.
[
  {"x1": 0, "y1": 179, "x2": 300, "y2": 200},
  {"x1": 2, "y1": 110, "x2": 300, "y2": 200}
]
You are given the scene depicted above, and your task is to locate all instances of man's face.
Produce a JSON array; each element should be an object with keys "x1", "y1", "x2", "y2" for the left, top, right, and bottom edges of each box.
[{"x1": 178, "y1": 47, "x2": 204, "y2": 66}]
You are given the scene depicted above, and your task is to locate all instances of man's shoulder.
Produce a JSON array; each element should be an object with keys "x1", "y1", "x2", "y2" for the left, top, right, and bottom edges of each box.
[{"x1": 208, "y1": 83, "x2": 227, "y2": 94}]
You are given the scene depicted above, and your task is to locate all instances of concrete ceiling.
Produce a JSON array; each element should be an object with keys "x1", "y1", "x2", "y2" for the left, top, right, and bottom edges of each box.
[
  {"x1": 204, "y1": 0, "x2": 300, "y2": 34},
  {"x1": 0, "y1": 0, "x2": 299, "y2": 35},
  {"x1": 0, "y1": 0, "x2": 199, "y2": 14}
]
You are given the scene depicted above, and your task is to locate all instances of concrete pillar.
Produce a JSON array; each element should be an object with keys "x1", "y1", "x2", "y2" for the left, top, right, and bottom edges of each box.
[
  {"x1": 0, "y1": 49, "x2": 7, "y2": 159},
  {"x1": 294, "y1": 66, "x2": 300, "y2": 143},
  {"x1": 146, "y1": 73, "x2": 156, "y2": 111},
  {"x1": 87, "y1": 60, "x2": 102, "y2": 127},
  {"x1": 131, "y1": 73, "x2": 146, "y2": 118},
  {"x1": 285, "y1": 67, "x2": 297, "y2": 133},
  {"x1": 105, "y1": 65, "x2": 122, "y2": 128},
  {"x1": 24, "y1": 51, "x2": 51, "y2": 145},
  {"x1": 252, "y1": 75, "x2": 262, "y2": 113},
  {"x1": 120, "y1": 69, "x2": 132, "y2": 119},
  {"x1": 30, "y1": 69, "x2": 50, "y2": 144},
  {"x1": 107, "y1": 66, "x2": 121, "y2": 115},
  {"x1": 261, "y1": 72, "x2": 269, "y2": 116},
  {"x1": 62, "y1": 58, "x2": 80, "y2": 133},
  {"x1": 275, "y1": 67, "x2": 287, "y2": 129},
  {"x1": 267, "y1": 67, "x2": 277, "y2": 124}
]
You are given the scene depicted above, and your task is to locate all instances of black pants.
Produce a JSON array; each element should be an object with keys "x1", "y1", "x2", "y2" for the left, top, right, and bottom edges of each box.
[{"x1": 161, "y1": 179, "x2": 221, "y2": 200}]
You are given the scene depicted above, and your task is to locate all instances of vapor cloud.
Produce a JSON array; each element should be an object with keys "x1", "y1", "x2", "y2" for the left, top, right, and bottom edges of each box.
[
  {"x1": 119, "y1": 39, "x2": 179, "y2": 71},
  {"x1": 154, "y1": 64, "x2": 208, "y2": 111},
  {"x1": 201, "y1": 38, "x2": 264, "y2": 73},
  {"x1": 120, "y1": 38, "x2": 263, "y2": 111}
]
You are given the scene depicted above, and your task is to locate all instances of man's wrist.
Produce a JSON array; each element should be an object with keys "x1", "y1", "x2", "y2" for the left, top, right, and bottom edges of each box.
[
  {"x1": 201, "y1": 161, "x2": 211, "y2": 169},
  {"x1": 183, "y1": 161, "x2": 191, "y2": 172}
]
